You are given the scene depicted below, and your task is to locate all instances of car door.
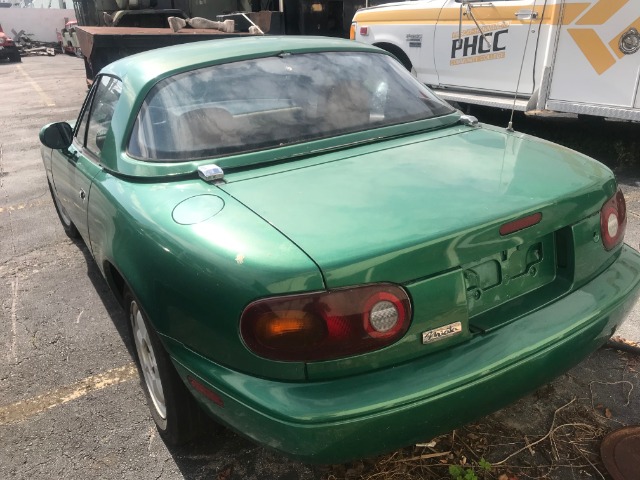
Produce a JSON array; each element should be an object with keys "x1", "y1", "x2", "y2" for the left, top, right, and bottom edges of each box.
[
  {"x1": 51, "y1": 75, "x2": 122, "y2": 243},
  {"x1": 433, "y1": 0, "x2": 545, "y2": 94}
]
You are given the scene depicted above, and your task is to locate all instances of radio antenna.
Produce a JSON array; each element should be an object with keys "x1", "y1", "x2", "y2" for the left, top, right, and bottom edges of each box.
[{"x1": 507, "y1": 0, "x2": 543, "y2": 132}]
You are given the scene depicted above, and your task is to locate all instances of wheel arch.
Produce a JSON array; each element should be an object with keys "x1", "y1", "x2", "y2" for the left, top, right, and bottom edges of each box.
[
  {"x1": 103, "y1": 260, "x2": 127, "y2": 307},
  {"x1": 373, "y1": 42, "x2": 413, "y2": 71},
  {"x1": 102, "y1": 258, "x2": 153, "y2": 328}
]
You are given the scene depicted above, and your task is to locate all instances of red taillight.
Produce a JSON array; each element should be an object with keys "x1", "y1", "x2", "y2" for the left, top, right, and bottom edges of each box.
[
  {"x1": 600, "y1": 188, "x2": 626, "y2": 250},
  {"x1": 240, "y1": 284, "x2": 412, "y2": 362},
  {"x1": 360, "y1": 26, "x2": 369, "y2": 36}
]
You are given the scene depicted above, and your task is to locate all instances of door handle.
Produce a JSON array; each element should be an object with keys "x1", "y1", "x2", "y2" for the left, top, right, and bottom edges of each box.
[
  {"x1": 515, "y1": 9, "x2": 538, "y2": 20},
  {"x1": 468, "y1": 2, "x2": 494, "y2": 7},
  {"x1": 65, "y1": 149, "x2": 79, "y2": 162}
]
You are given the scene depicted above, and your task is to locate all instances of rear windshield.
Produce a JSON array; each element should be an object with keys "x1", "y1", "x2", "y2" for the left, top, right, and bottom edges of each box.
[{"x1": 128, "y1": 51, "x2": 454, "y2": 161}]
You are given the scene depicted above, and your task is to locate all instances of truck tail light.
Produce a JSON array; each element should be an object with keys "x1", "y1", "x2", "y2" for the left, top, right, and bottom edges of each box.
[
  {"x1": 240, "y1": 284, "x2": 411, "y2": 362},
  {"x1": 350, "y1": 23, "x2": 356, "y2": 40},
  {"x1": 600, "y1": 188, "x2": 626, "y2": 250}
]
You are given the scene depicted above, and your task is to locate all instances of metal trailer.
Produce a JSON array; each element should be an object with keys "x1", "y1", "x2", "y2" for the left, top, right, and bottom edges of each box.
[
  {"x1": 71, "y1": 0, "x2": 386, "y2": 39},
  {"x1": 76, "y1": 26, "x2": 252, "y2": 84},
  {"x1": 70, "y1": 0, "x2": 395, "y2": 86}
]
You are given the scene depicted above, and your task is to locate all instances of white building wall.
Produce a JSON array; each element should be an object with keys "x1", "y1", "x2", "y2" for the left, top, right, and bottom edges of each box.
[
  {"x1": 12, "y1": 1, "x2": 70, "y2": 7},
  {"x1": 0, "y1": 8, "x2": 75, "y2": 42}
]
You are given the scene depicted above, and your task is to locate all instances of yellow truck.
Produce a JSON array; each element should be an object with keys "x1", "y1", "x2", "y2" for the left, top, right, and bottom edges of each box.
[{"x1": 351, "y1": 0, "x2": 640, "y2": 121}]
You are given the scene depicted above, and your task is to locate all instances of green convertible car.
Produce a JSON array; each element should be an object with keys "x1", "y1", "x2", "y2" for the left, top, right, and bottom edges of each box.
[{"x1": 40, "y1": 36, "x2": 640, "y2": 463}]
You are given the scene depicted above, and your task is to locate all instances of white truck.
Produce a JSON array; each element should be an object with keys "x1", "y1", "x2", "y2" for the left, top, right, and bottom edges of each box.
[{"x1": 351, "y1": 0, "x2": 640, "y2": 121}]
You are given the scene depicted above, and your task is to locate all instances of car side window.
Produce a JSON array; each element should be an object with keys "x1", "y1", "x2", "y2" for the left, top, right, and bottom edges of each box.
[
  {"x1": 74, "y1": 86, "x2": 94, "y2": 147},
  {"x1": 85, "y1": 75, "x2": 123, "y2": 156}
]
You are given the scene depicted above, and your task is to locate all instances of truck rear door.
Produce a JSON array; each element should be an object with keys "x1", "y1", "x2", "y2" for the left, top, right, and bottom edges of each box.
[
  {"x1": 433, "y1": 0, "x2": 547, "y2": 95},
  {"x1": 546, "y1": 1, "x2": 640, "y2": 117}
]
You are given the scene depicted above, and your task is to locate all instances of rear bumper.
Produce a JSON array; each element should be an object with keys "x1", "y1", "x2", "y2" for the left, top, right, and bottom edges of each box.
[{"x1": 169, "y1": 245, "x2": 640, "y2": 463}]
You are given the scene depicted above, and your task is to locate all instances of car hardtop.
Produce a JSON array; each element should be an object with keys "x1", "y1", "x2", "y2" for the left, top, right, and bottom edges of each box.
[
  {"x1": 84, "y1": 36, "x2": 461, "y2": 178},
  {"x1": 102, "y1": 36, "x2": 388, "y2": 95}
]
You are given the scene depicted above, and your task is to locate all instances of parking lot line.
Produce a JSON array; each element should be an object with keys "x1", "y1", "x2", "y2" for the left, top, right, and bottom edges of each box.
[
  {"x1": 7, "y1": 280, "x2": 18, "y2": 363},
  {"x1": 0, "y1": 363, "x2": 138, "y2": 425},
  {"x1": 0, "y1": 195, "x2": 52, "y2": 214},
  {"x1": 16, "y1": 64, "x2": 56, "y2": 107}
]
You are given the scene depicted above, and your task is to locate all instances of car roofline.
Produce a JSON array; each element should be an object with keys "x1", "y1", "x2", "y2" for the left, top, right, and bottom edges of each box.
[{"x1": 101, "y1": 36, "x2": 390, "y2": 96}]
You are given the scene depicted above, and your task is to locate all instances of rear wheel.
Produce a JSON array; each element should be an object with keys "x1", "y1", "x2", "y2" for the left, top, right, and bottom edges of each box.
[
  {"x1": 126, "y1": 289, "x2": 206, "y2": 445},
  {"x1": 9, "y1": 51, "x2": 21, "y2": 63},
  {"x1": 47, "y1": 180, "x2": 79, "y2": 238}
]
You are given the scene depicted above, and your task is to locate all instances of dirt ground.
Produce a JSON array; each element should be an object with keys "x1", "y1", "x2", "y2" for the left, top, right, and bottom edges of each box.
[{"x1": 1, "y1": 55, "x2": 639, "y2": 480}]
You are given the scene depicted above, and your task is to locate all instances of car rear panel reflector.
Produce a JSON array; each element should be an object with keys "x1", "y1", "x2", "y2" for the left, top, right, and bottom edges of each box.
[
  {"x1": 188, "y1": 376, "x2": 224, "y2": 407},
  {"x1": 499, "y1": 212, "x2": 542, "y2": 236}
]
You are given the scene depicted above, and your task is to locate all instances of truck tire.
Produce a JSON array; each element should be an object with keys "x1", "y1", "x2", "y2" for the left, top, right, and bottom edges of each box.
[{"x1": 9, "y1": 52, "x2": 21, "y2": 63}]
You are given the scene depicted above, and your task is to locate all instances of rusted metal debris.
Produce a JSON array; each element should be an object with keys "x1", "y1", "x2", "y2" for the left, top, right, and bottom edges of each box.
[
  {"x1": 167, "y1": 17, "x2": 235, "y2": 33},
  {"x1": 601, "y1": 426, "x2": 640, "y2": 480},
  {"x1": 10, "y1": 29, "x2": 62, "y2": 57}
]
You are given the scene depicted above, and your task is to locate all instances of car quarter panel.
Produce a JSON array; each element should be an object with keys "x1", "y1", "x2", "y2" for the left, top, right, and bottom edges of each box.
[{"x1": 86, "y1": 173, "x2": 325, "y2": 381}]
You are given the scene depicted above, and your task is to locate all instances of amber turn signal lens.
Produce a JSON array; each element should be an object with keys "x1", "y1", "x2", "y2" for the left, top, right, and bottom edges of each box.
[{"x1": 254, "y1": 311, "x2": 327, "y2": 349}]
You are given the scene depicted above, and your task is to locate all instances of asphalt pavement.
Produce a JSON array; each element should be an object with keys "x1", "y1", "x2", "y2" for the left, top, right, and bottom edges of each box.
[{"x1": 1, "y1": 55, "x2": 639, "y2": 480}]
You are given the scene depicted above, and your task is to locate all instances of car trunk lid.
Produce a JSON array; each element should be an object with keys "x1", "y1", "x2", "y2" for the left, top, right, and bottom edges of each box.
[{"x1": 221, "y1": 126, "x2": 615, "y2": 288}]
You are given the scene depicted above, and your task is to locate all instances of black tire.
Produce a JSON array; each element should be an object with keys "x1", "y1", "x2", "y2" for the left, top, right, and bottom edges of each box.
[
  {"x1": 125, "y1": 289, "x2": 205, "y2": 445},
  {"x1": 47, "y1": 180, "x2": 80, "y2": 238},
  {"x1": 9, "y1": 52, "x2": 21, "y2": 63}
]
